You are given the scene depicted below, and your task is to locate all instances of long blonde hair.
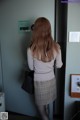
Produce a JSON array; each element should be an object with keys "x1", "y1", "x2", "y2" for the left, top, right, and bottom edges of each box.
[{"x1": 30, "y1": 17, "x2": 59, "y2": 62}]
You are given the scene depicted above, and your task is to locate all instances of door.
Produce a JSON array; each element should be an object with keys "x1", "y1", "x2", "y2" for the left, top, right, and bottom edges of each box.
[{"x1": 0, "y1": 0, "x2": 55, "y2": 116}]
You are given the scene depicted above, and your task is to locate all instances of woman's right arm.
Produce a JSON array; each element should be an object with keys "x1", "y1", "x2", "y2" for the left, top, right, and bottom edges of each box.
[{"x1": 55, "y1": 47, "x2": 63, "y2": 68}]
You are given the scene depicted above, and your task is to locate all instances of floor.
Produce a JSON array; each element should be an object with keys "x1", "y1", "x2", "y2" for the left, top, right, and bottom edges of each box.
[
  {"x1": 8, "y1": 112, "x2": 62, "y2": 120},
  {"x1": 9, "y1": 114, "x2": 39, "y2": 120}
]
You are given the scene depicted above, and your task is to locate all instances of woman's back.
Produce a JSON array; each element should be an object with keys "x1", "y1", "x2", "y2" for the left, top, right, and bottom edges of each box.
[{"x1": 27, "y1": 47, "x2": 63, "y2": 81}]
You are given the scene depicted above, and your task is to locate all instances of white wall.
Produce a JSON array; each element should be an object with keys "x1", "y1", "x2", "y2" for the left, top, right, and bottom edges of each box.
[
  {"x1": 0, "y1": 0, "x2": 55, "y2": 116},
  {"x1": 64, "y1": 4, "x2": 80, "y2": 120}
]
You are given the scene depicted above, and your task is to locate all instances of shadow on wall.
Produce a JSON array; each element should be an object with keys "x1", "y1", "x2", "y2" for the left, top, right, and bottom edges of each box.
[
  {"x1": 0, "y1": 85, "x2": 2, "y2": 92},
  {"x1": 18, "y1": 32, "x2": 32, "y2": 84}
]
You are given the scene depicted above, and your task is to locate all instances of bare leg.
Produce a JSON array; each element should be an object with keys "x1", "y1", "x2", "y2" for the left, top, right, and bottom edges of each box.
[{"x1": 37, "y1": 104, "x2": 49, "y2": 120}]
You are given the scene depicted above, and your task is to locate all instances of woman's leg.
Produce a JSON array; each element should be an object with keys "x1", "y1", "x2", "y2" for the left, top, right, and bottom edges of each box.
[
  {"x1": 45, "y1": 104, "x2": 49, "y2": 116},
  {"x1": 37, "y1": 104, "x2": 49, "y2": 120}
]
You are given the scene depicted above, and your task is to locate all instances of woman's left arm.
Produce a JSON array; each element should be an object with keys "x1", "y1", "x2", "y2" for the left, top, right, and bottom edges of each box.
[{"x1": 27, "y1": 48, "x2": 34, "y2": 70}]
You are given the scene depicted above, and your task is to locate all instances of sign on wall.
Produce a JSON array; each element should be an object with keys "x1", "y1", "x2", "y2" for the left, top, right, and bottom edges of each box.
[
  {"x1": 69, "y1": 32, "x2": 80, "y2": 42},
  {"x1": 18, "y1": 20, "x2": 31, "y2": 33}
]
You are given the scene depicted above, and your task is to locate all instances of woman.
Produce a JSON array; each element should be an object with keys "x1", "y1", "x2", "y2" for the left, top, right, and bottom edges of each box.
[{"x1": 27, "y1": 17, "x2": 63, "y2": 120}]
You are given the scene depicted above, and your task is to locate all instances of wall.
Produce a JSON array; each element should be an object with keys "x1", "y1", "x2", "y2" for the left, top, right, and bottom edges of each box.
[
  {"x1": 0, "y1": 0, "x2": 55, "y2": 116},
  {"x1": 64, "y1": 4, "x2": 80, "y2": 120},
  {"x1": 0, "y1": 49, "x2": 3, "y2": 91},
  {"x1": 0, "y1": 5, "x2": 3, "y2": 91}
]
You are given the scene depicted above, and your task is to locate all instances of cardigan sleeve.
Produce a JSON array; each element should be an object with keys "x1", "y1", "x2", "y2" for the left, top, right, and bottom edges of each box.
[{"x1": 27, "y1": 48, "x2": 34, "y2": 70}]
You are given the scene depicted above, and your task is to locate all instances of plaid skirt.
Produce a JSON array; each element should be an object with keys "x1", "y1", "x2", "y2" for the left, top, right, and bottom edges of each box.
[{"x1": 34, "y1": 78, "x2": 57, "y2": 105}]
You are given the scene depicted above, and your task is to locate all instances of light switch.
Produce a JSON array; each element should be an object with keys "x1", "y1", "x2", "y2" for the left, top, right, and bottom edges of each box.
[{"x1": 69, "y1": 32, "x2": 80, "y2": 42}]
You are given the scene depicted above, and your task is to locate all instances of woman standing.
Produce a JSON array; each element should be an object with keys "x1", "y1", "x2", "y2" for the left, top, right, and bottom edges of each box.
[{"x1": 27, "y1": 17, "x2": 63, "y2": 120}]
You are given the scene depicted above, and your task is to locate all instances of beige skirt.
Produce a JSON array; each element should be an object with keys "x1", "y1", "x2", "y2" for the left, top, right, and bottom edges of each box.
[{"x1": 34, "y1": 78, "x2": 57, "y2": 105}]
